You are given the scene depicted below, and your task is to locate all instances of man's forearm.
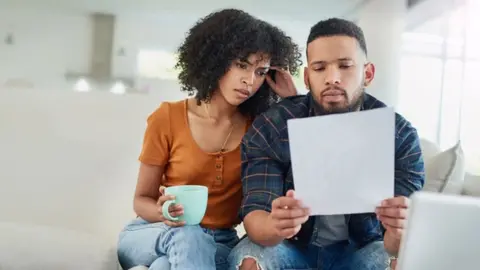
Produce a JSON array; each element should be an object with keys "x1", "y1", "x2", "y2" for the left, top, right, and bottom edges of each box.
[
  {"x1": 384, "y1": 231, "x2": 401, "y2": 256},
  {"x1": 243, "y1": 210, "x2": 284, "y2": 247}
]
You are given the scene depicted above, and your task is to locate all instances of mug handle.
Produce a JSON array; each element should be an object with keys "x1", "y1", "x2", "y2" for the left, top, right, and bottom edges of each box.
[{"x1": 162, "y1": 200, "x2": 179, "y2": 221}]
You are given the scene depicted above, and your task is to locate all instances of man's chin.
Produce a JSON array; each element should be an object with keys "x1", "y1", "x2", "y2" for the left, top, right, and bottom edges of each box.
[{"x1": 321, "y1": 104, "x2": 351, "y2": 114}]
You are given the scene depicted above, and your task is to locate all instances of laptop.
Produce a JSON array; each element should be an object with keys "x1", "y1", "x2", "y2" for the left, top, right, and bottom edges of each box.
[{"x1": 397, "y1": 191, "x2": 480, "y2": 270}]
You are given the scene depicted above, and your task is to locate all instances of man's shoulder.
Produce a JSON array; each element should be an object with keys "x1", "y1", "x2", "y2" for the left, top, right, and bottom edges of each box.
[
  {"x1": 261, "y1": 95, "x2": 310, "y2": 123},
  {"x1": 364, "y1": 94, "x2": 417, "y2": 139},
  {"x1": 244, "y1": 95, "x2": 309, "y2": 142}
]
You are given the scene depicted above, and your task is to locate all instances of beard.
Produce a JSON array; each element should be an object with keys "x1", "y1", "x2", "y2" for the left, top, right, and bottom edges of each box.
[{"x1": 308, "y1": 79, "x2": 365, "y2": 115}]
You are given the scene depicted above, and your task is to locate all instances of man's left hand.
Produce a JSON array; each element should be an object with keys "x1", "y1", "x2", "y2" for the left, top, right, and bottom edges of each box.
[{"x1": 376, "y1": 196, "x2": 409, "y2": 255}]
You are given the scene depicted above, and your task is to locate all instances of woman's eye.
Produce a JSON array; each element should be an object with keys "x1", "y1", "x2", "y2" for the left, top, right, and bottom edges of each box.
[
  {"x1": 236, "y1": 63, "x2": 248, "y2": 69},
  {"x1": 257, "y1": 71, "x2": 267, "y2": 76}
]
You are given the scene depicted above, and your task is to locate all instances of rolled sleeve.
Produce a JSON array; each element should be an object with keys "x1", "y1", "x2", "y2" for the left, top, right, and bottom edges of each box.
[
  {"x1": 394, "y1": 118, "x2": 425, "y2": 197},
  {"x1": 239, "y1": 116, "x2": 286, "y2": 221}
]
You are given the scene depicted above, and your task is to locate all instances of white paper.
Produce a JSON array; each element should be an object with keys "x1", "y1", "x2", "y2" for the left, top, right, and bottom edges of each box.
[{"x1": 287, "y1": 107, "x2": 395, "y2": 215}]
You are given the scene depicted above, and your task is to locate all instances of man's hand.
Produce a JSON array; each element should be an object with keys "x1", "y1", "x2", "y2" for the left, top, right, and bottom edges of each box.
[
  {"x1": 157, "y1": 186, "x2": 186, "y2": 227},
  {"x1": 376, "y1": 196, "x2": 409, "y2": 255},
  {"x1": 267, "y1": 190, "x2": 310, "y2": 239}
]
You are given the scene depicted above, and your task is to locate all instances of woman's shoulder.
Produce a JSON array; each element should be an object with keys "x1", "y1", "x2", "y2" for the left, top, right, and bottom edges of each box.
[{"x1": 149, "y1": 99, "x2": 187, "y2": 120}]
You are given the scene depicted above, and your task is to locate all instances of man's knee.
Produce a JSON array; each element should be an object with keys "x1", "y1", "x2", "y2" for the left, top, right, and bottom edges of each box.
[
  {"x1": 352, "y1": 241, "x2": 389, "y2": 269},
  {"x1": 237, "y1": 257, "x2": 261, "y2": 270},
  {"x1": 228, "y1": 237, "x2": 309, "y2": 270}
]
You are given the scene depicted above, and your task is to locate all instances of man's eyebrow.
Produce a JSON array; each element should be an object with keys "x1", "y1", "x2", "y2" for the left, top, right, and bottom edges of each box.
[{"x1": 310, "y1": 58, "x2": 354, "y2": 65}]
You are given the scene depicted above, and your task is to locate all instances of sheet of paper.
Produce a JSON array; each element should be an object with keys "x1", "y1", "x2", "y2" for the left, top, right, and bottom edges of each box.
[{"x1": 287, "y1": 107, "x2": 395, "y2": 215}]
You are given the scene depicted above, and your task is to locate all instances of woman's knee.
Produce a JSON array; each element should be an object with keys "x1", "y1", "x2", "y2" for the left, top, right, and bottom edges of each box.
[
  {"x1": 117, "y1": 219, "x2": 168, "y2": 268},
  {"x1": 166, "y1": 225, "x2": 216, "y2": 253}
]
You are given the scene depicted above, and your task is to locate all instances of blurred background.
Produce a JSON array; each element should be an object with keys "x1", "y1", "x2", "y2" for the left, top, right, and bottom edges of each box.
[{"x1": 0, "y1": 0, "x2": 478, "y2": 264}]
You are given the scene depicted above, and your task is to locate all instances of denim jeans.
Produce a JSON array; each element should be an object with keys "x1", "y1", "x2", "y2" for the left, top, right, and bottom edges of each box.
[
  {"x1": 117, "y1": 218, "x2": 239, "y2": 270},
  {"x1": 228, "y1": 237, "x2": 388, "y2": 270}
]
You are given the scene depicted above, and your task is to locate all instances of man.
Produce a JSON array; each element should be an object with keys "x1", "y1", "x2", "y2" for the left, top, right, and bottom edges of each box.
[{"x1": 228, "y1": 18, "x2": 424, "y2": 270}]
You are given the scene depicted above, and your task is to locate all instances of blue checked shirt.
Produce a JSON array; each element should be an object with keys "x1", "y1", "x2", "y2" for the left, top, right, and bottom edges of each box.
[{"x1": 240, "y1": 93, "x2": 425, "y2": 247}]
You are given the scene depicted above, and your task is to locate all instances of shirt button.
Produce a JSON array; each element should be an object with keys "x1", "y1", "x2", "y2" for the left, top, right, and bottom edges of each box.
[
  {"x1": 216, "y1": 164, "x2": 222, "y2": 169},
  {"x1": 216, "y1": 176, "x2": 222, "y2": 180}
]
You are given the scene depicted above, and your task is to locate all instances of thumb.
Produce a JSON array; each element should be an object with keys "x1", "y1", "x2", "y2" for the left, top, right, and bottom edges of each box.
[
  {"x1": 286, "y1": 189, "x2": 295, "y2": 198},
  {"x1": 159, "y1": 186, "x2": 166, "y2": 195}
]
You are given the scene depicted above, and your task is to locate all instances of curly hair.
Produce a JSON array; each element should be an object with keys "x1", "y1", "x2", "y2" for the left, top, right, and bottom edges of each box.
[{"x1": 175, "y1": 9, "x2": 302, "y2": 117}]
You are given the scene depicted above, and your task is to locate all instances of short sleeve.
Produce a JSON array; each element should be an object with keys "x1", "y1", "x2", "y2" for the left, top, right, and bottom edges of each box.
[{"x1": 138, "y1": 102, "x2": 171, "y2": 166}]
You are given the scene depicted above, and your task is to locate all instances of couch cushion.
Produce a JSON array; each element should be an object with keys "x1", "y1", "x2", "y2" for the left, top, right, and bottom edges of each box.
[
  {"x1": 419, "y1": 138, "x2": 441, "y2": 160},
  {"x1": 0, "y1": 222, "x2": 118, "y2": 270},
  {"x1": 424, "y1": 141, "x2": 465, "y2": 194},
  {"x1": 463, "y1": 173, "x2": 480, "y2": 197}
]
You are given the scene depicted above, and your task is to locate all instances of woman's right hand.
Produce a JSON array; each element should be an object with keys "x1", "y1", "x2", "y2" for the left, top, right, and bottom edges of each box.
[{"x1": 157, "y1": 186, "x2": 186, "y2": 227}]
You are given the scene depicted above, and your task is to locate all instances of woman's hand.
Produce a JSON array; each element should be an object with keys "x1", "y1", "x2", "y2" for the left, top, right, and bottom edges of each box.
[
  {"x1": 266, "y1": 67, "x2": 298, "y2": 98},
  {"x1": 157, "y1": 186, "x2": 186, "y2": 227}
]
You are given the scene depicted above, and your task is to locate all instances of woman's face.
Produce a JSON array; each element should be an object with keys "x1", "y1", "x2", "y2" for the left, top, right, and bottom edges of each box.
[{"x1": 217, "y1": 53, "x2": 271, "y2": 106}]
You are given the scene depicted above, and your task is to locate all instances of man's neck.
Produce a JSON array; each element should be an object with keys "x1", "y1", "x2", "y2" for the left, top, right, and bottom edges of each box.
[{"x1": 205, "y1": 92, "x2": 237, "y2": 121}]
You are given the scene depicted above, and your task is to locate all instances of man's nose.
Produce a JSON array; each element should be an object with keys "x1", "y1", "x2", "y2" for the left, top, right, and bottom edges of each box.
[{"x1": 325, "y1": 67, "x2": 341, "y2": 85}]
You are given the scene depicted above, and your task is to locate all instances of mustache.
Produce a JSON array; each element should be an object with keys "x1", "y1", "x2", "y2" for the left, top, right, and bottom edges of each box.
[{"x1": 321, "y1": 86, "x2": 347, "y2": 96}]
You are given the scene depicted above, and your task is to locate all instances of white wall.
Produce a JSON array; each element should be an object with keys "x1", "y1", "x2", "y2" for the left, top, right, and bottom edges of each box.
[
  {"x1": 0, "y1": 8, "x2": 91, "y2": 90},
  {"x1": 1, "y1": 7, "x2": 312, "y2": 92},
  {"x1": 355, "y1": 0, "x2": 407, "y2": 107}
]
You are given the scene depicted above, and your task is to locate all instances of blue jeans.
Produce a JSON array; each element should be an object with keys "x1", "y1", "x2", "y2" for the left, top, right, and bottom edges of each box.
[
  {"x1": 228, "y1": 237, "x2": 389, "y2": 270},
  {"x1": 118, "y1": 218, "x2": 239, "y2": 270}
]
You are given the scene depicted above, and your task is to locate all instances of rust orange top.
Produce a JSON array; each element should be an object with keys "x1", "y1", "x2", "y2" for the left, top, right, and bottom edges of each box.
[{"x1": 139, "y1": 100, "x2": 245, "y2": 229}]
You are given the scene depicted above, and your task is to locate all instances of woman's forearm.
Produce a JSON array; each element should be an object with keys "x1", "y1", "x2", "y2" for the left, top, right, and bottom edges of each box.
[{"x1": 133, "y1": 196, "x2": 163, "y2": 223}]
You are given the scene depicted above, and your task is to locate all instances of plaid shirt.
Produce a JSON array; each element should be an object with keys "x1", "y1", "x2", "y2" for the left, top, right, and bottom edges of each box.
[{"x1": 240, "y1": 93, "x2": 425, "y2": 247}]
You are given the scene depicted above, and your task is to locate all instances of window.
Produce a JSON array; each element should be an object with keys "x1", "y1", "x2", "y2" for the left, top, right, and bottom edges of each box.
[
  {"x1": 136, "y1": 50, "x2": 179, "y2": 80},
  {"x1": 397, "y1": 56, "x2": 443, "y2": 143},
  {"x1": 399, "y1": 1, "x2": 480, "y2": 174}
]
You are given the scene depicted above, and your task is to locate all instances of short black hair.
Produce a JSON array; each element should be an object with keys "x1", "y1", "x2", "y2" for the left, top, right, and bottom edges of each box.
[
  {"x1": 307, "y1": 18, "x2": 367, "y2": 55},
  {"x1": 175, "y1": 9, "x2": 302, "y2": 118}
]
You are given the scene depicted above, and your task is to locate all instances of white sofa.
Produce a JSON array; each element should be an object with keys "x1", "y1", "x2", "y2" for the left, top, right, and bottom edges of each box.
[
  {"x1": 1, "y1": 89, "x2": 479, "y2": 269},
  {"x1": 0, "y1": 90, "x2": 168, "y2": 270}
]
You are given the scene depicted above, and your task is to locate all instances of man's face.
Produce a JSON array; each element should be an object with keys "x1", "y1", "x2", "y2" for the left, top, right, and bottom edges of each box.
[{"x1": 304, "y1": 35, "x2": 375, "y2": 114}]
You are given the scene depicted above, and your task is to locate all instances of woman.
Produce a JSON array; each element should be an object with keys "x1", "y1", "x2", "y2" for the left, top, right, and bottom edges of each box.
[{"x1": 117, "y1": 8, "x2": 302, "y2": 270}]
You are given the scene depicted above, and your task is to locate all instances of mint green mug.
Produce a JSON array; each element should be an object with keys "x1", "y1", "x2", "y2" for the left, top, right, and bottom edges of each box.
[{"x1": 161, "y1": 185, "x2": 208, "y2": 225}]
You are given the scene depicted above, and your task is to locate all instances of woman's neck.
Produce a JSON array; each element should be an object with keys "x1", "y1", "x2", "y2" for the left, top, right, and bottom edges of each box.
[{"x1": 204, "y1": 92, "x2": 237, "y2": 121}]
